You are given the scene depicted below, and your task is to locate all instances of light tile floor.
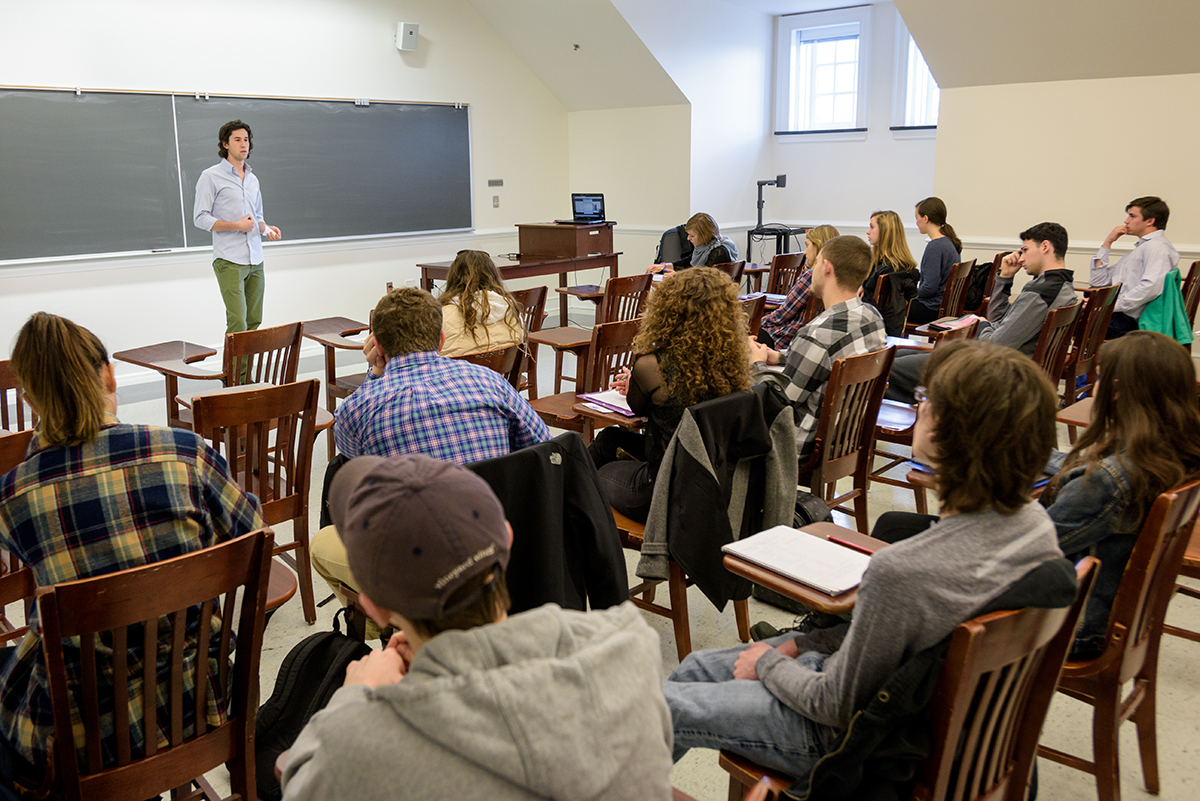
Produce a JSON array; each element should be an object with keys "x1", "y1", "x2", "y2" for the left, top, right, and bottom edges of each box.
[{"x1": 61, "y1": 339, "x2": 1200, "y2": 799}]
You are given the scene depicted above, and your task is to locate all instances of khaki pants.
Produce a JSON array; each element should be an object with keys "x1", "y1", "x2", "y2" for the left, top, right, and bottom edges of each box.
[{"x1": 310, "y1": 525, "x2": 385, "y2": 641}]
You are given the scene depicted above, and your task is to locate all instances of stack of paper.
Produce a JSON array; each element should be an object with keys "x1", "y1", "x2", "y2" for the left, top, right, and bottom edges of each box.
[
  {"x1": 721, "y1": 525, "x2": 872, "y2": 595},
  {"x1": 577, "y1": 389, "x2": 635, "y2": 417}
]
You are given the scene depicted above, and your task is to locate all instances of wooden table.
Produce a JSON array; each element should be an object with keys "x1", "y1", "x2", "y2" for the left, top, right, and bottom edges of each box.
[
  {"x1": 571, "y1": 399, "x2": 647, "y2": 432},
  {"x1": 722, "y1": 522, "x2": 887, "y2": 616},
  {"x1": 113, "y1": 341, "x2": 223, "y2": 428},
  {"x1": 417, "y1": 252, "x2": 622, "y2": 326}
]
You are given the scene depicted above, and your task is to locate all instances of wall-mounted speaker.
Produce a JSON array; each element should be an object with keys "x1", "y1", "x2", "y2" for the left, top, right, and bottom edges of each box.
[{"x1": 397, "y1": 22, "x2": 419, "y2": 52}]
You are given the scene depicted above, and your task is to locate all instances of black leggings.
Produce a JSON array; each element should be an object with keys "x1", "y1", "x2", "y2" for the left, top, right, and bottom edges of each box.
[{"x1": 587, "y1": 428, "x2": 655, "y2": 523}]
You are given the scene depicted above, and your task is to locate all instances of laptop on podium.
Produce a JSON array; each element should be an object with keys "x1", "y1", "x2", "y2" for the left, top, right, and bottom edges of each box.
[{"x1": 555, "y1": 193, "x2": 607, "y2": 225}]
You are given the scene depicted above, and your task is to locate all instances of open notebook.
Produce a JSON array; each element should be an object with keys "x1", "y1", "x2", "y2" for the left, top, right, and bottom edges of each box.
[{"x1": 722, "y1": 525, "x2": 872, "y2": 595}]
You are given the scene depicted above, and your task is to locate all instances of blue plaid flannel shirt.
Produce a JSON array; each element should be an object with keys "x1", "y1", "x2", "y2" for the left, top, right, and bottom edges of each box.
[{"x1": 334, "y1": 350, "x2": 550, "y2": 464}]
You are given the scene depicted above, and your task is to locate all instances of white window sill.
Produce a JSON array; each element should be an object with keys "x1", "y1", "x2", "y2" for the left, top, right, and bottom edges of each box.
[
  {"x1": 890, "y1": 126, "x2": 937, "y2": 140},
  {"x1": 774, "y1": 128, "x2": 868, "y2": 143}
]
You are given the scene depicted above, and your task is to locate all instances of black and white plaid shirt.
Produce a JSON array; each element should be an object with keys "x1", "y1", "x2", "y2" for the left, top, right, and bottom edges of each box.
[{"x1": 752, "y1": 297, "x2": 887, "y2": 456}]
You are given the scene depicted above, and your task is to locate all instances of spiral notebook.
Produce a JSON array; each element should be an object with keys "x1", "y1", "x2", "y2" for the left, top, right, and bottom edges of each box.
[{"x1": 721, "y1": 525, "x2": 872, "y2": 595}]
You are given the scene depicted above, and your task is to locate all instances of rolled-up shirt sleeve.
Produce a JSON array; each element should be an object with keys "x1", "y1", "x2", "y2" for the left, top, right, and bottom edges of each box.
[{"x1": 193, "y1": 172, "x2": 218, "y2": 232}]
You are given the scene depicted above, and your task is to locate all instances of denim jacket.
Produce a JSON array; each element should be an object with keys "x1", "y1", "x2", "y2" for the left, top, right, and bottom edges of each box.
[{"x1": 1041, "y1": 451, "x2": 1141, "y2": 656}]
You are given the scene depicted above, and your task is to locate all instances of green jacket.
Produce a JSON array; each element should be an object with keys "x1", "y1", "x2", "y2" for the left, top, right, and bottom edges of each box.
[{"x1": 1138, "y1": 267, "x2": 1194, "y2": 345}]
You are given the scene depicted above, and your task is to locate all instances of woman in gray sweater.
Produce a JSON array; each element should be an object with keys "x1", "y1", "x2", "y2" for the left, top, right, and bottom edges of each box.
[{"x1": 663, "y1": 340, "x2": 1068, "y2": 777}]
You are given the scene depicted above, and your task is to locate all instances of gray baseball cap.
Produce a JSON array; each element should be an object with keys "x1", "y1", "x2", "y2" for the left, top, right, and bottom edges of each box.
[{"x1": 328, "y1": 454, "x2": 509, "y2": 620}]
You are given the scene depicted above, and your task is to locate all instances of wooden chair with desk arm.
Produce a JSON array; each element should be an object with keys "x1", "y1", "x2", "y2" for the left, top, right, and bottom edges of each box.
[
  {"x1": 904, "y1": 259, "x2": 976, "y2": 338},
  {"x1": 18, "y1": 528, "x2": 273, "y2": 801},
  {"x1": 720, "y1": 536, "x2": 1100, "y2": 801},
  {"x1": 508, "y1": 285, "x2": 548, "y2": 399},
  {"x1": 191, "y1": 380, "x2": 321, "y2": 624},
  {"x1": 0, "y1": 359, "x2": 38, "y2": 433},
  {"x1": 529, "y1": 318, "x2": 641, "y2": 445},
  {"x1": 530, "y1": 273, "x2": 651, "y2": 396},
  {"x1": 301, "y1": 316, "x2": 370, "y2": 460}
]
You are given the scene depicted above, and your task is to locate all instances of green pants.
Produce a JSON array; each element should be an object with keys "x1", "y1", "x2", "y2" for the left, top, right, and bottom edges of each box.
[{"x1": 213, "y1": 258, "x2": 265, "y2": 335}]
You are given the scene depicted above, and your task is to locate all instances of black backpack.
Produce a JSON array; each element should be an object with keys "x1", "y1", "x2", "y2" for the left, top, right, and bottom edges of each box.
[
  {"x1": 254, "y1": 609, "x2": 372, "y2": 801},
  {"x1": 963, "y1": 260, "x2": 993, "y2": 312}
]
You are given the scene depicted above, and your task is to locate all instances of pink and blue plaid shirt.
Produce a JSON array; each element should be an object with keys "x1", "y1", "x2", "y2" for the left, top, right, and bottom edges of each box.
[{"x1": 334, "y1": 351, "x2": 549, "y2": 464}]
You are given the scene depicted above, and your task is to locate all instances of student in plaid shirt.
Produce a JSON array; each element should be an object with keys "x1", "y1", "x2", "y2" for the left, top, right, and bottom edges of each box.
[
  {"x1": 314, "y1": 287, "x2": 548, "y2": 636},
  {"x1": 0, "y1": 313, "x2": 264, "y2": 788},
  {"x1": 749, "y1": 236, "x2": 887, "y2": 458}
]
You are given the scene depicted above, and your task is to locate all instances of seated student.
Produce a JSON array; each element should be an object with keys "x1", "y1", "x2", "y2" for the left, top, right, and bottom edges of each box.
[
  {"x1": 438, "y1": 249, "x2": 524, "y2": 358},
  {"x1": 663, "y1": 340, "x2": 1070, "y2": 779},
  {"x1": 280, "y1": 454, "x2": 674, "y2": 800},
  {"x1": 862, "y1": 210, "x2": 919, "y2": 337},
  {"x1": 906, "y1": 197, "x2": 963, "y2": 326},
  {"x1": 756, "y1": 224, "x2": 839, "y2": 351},
  {"x1": 648, "y1": 212, "x2": 739, "y2": 274},
  {"x1": 588, "y1": 267, "x2": 750, "y2": 522},
  {"x1": 1042, "y1": 331, "x2": 1200, "y2": 658},
  {"x1": 749, "y1": 235, "x2": 887, "y2": 458},
  {"x1": 887, "y1": 222, "x2": 1078, "y2": 405},
  {"x1": 1091, "y1": 195, "x2": 1179, "y2": 339},
  {"x1": 0, "y1": 313, "x2": 264, "y2": 788},
  {"x1": 317, "y1": 287, "x2": 549, "y2": 636}
]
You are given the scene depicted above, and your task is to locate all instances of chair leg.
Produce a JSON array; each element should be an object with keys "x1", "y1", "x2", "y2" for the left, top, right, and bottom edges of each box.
[
  {"x1": 294, "y1": 513, "x2": 317, "y2": 624},
  {"x1": 728, "y1": 776, "x2": 748, "y2": 801},
  {"x1": 1091, "y1": 682, "x2": 1123, "y2": 801},
  {"x1": 914, "y1": 484, "x2": 928, "y2": 515},
  {"x1": 1133, "y1": 677, "x2": 1160, "y2": 794},
  {"x1": 734, "y1": 599, "x2": 750, "y2": 643},
  {"x1": 526, "y1": 344, "x2": 539, "y2": 400},
  {"x1": 668, "y1": 561, "x2": 692, "y2": 661},
  {"x1": 553, "y1": 349, "x2": 565, "y2": 395}
]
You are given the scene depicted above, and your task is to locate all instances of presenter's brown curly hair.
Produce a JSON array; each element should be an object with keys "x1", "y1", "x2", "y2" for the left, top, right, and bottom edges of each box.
[{"x1": 632, "y1": 267, "x2": 750, "y2": 408}]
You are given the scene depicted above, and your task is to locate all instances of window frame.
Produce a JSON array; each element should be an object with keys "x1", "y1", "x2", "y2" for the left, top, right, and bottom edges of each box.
[
  {"x1": 890, "y1": 15, "x2": 940, "y2": 135},
  {"x1": 774, "y1": 5, "x2": 873, "y2": 138}
]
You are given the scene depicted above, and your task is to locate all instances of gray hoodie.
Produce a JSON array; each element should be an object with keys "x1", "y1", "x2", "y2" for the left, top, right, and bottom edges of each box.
[{"x1": 280, "y1": 602, "x2": 674, "y2": 801}]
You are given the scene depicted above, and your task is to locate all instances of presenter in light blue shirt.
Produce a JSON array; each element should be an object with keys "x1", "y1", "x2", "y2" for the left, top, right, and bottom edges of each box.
[{"x1": 193, "y1": 119, "x2": 282, "y2": 335}]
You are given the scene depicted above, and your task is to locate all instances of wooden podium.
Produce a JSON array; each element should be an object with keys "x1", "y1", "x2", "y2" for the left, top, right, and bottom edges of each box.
[{"x1": 517, "y1": 222, "x2": 618, "y2": 324}]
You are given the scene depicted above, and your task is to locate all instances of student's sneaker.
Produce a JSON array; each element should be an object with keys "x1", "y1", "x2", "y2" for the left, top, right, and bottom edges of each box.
[{"x1": 749, "y1": 611, "x2": 845, "y2": 641}]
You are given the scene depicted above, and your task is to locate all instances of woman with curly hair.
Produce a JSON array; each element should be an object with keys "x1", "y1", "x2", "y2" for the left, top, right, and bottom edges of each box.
[
  {"x1": 588, "y1": 267, "x2": 750, "y2": 522},
  {"x1": 1042, "y1": 331, "x2": 1200, "y2": 658},
  {"x1": 438, "y1": 250, "x2": 524, "y2": 357},
  {"x1": 756, "y1": 224, "x2": 839, "y2": 350},
  {"x1": 862, "y1": 210, "x2": 919, "y2": 336}
]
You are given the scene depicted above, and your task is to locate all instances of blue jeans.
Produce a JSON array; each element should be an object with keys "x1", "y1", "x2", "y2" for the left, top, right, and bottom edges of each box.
[{"x1": 663, "y1": 635, "x2": 828, "y2": 776}]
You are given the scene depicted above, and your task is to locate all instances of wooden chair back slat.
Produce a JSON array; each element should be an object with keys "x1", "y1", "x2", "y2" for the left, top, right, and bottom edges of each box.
[
  {"x1": 584, "y1": 319, "x2": 642, "y2": 395},
  {"x1": 766, "y1": 252, "x2": 805, "y2": 296},
  {"x1": 510, "y1": 286, "x2": 549, "y2": 396},
  {"x1": 0, "y1": 429, "x2": 36, "y2": 475},
  {"x1": 217, "y1": 590, "x2": 235, "y2": 693},
  {"x1": 917, "y1": 558, "x2": 1099, "y2": 801},
  {"x1": 80, "y1": 633, "x2": 103, "y2": 774},
  {"x1": 713, "y1": 260, "x2": 747, "y2": 286},
  {"x1": 0, "y1": 359, "x2": 38, "y2": 433},
  {"x1": 741, "y1": 295, "x2": 767, "y2": 337},
  {"x1": 193, "y1": 599, "x2": 213, "y2": 746},
  {"x1": 1030, "y1": 301, "x2": 1083, "y2": 384},
  {"x1": 1184, "y1": 260, "x2": 1200, "y2": 328},
  {"x1": 800, "y1": 293, "x2": 824, "y2": 326},
  {"x1": 872, "y1": 271, "x2": 890, "y2": 308},
  {"x1": 35, "y1": 529, "x2": 272, "y2": 799},
  {"x1": 941, "y1": 259, "x2": 977, "y2": 318},
  {"x1": 598, "y1": 274, "x2": 653, "y2": 324},
  {"x1": 169, "y1": 610, "x2": 185, "y2": 747},
  {"x1": 141, "y1": 619, "x2": 158, "y2": 759},
  {"x1": 222, "y1": 322, "x2": 302, "y2": 388},
  {"x1": 112, "y1": 626, "x2": 131, "y2": 766}
]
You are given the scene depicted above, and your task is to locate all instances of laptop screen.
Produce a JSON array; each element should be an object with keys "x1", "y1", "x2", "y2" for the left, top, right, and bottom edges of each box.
[{"x1": 571, "y1": 193, "x2": 605, "y2": 223}]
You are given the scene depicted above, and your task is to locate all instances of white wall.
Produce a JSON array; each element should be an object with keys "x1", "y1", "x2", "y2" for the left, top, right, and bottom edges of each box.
[
  {"x1": 935, "y1": 73, "x2": 1200, "y2": 275},
  {"x1": 0, "y1": 0, "x2": 569, "y2": 383}
]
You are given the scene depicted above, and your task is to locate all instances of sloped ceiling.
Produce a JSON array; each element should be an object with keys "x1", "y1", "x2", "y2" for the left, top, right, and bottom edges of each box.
[
  {"x1": 894, "y1": 0, "x2": 1200, "y2": 88},
  {"x1": 465, "y1": 0, "x2": 686, "y2": 111}
]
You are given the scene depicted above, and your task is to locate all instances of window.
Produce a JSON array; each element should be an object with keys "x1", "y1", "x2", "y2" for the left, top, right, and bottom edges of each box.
[
  {"x1": 775, "y1": 7, "x2": 872, "y2": 136},
  {"x1": 892, "y1": 19, "x2": 940, "y2": 129}
]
